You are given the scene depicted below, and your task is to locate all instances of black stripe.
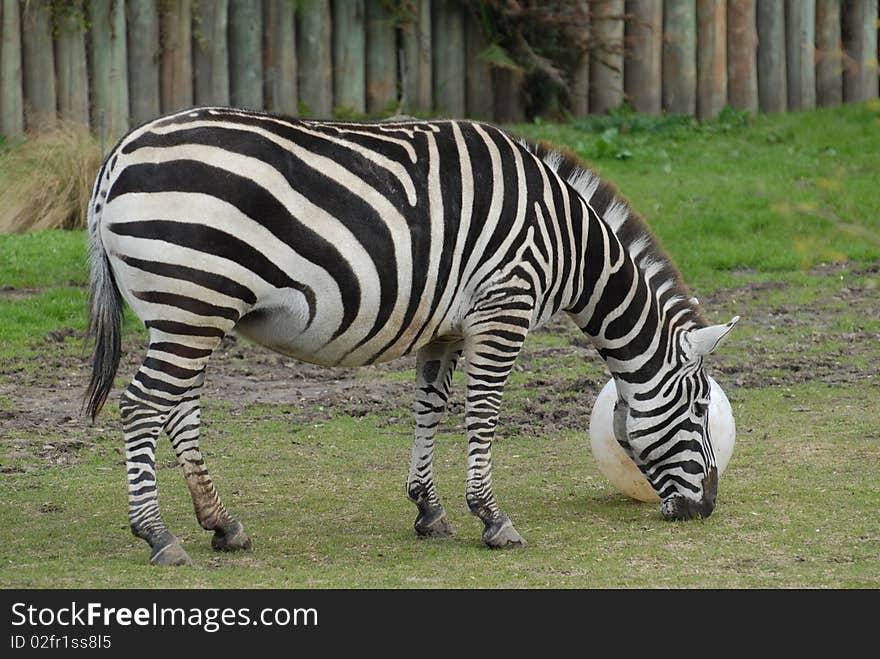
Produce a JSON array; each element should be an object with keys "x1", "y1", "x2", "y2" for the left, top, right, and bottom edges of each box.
[{"x1": 120, "y1": 255, "x2": 257, "y2": 305}]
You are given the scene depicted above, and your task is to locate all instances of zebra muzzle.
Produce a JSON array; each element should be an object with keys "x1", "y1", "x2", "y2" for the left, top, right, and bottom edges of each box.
[{"x1": 660, "y1": 467, "x2": 718, "y2": 521}]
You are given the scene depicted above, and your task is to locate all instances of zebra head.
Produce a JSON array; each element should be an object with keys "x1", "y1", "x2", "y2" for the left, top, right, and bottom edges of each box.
[{"x1": 612, "y1": 316, "x2": 739, "y2": 521}]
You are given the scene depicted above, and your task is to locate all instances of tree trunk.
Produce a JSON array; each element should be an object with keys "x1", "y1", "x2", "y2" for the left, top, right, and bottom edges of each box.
[
  {"x1": 697, "y1": 0, "x2": 727, "y2": 120},
  {"x1": 785, "y1": 0, "x2": 816, "y2": 110},
  {"x1": 90, "y1": 0, "x2": 130, "y2": 142},
  {"x1": 22, "y1": 0, "x2": 57, "y2": 131},
  {"x1": 625, "y1": 0, "x2": 663, "y2": 114},
  {"x1": 492, "y1": 67, "x2": 526, "y2": 123},
  {"x1": 1, "y1": 0, "x2": 24, "y2": 137},
  {"x1": 663, "y1": 0, "x2": 697, "y2": 115},
  {"x1": 194, "y1": 0, "x2": 229, "y2": 106},
  {"x1": 757, "y1": 0, "x2": 787, "y2": 113},
  {"x1": 727, "y1": 0, "x2": 759, "y2": 111},
  {"x1": 229, "y1": 0, "x2": 263, "y2": 110},
  {"x1": 432, "y1": 0, "x2": 466, "y2": 117},
  {"x1": 332, "y1": 0, "x2": 365, "y2": 115},
  {"x1": 567, "y1": 1, "x2": 590, "y2": 118},
  {"x1": 160, "y1": 0, "x2": 193, "y2": 113},
  {"x1": 270, "y1": 0, "x2": 297, "y2": 116},
  {"x1": 297, "y1": 0, "x2": 333, "y2": 117},
  {"x1": 466, "y1": 13, "x2": 493, "y2": 120},
  {"x1": 127, "y1": 0, "x2": 160, "y2": 124},
  {"x1": 815, "y1": 0, "x2": 843, "y2": 106},
  {"x1": 843, "y1": 0, "x2": 879, "y2": 102},
  {"x1": 55, "y1": 1, "x2": 90, "y2": 127},
  {"x1": 402, "y1": 0, "x2": 432, "y2": 113},
  {"x1": 590, "y1": 0, "x2": 624, "y2": 114},
  {"x1": 366, "y1": 0, "x2": 396, "y2": 114}
]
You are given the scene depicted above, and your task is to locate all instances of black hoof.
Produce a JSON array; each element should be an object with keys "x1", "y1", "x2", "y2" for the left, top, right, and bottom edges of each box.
[
  {"x1": 149, "y1": 536, "x2": 193, "y2": 566},
  {"x1": 482, "y1": 514, "x2": 527, "y2": 549},
  {"x1": 415, "y1": 507, "x2": 455, "y2": 538},
  {"x1": 211, "y1": 519, "x2": 252, "y2": 552}
]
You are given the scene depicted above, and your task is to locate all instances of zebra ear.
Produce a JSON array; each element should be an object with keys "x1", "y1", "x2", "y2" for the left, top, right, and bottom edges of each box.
[{"x1": 685, "y1": 316, "x2": 740, "y2": 358}]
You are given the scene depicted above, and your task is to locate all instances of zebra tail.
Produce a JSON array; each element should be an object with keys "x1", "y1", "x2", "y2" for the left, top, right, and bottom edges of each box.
[{"x1": 83, "y1": 191, "x2": 124, "y2": 422}]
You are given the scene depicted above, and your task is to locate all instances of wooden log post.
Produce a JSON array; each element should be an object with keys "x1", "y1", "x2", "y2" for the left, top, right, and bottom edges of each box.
[
  {"x1": 843, "y1": 0, "x2": 879, "y2": 102},
  {"x1": 127, "y1": 0, "x2": 160, "y2": 124},
  {"x1": 757, "y1": 0, "x2": 787, "y2": 113},
  {"x1": 402, "y1": 0, "x2": 432, "y2": 113},
  {"x1": 567, "y1": 1, "x2": 590, "y2": 118},
  {"x1": 333, "y1": 0, "x2": 366, "y2": 115},
  {"x1": 1, "y1": 0, "x2": 24, "y2": 137},
  {"x1": 366, "y1": 0, "x2": 397, "y2": 115},
  {"x1": 663, "y1": 0, "x2": 697, "y2": 115},
  {"x1": 466, "y1": 13, "x2": 493, "y2": 120},
  {"x1": 727, "y1": 0, "x2": 759, "y2": 112},
  {"x1": 90, "y1": 0, "x2": 130, "y2": 142},
  {"x1": 270, "y1": 0, "x2": 298, "y2": 116},
  {"x1": 591, "y1": 0, "x2": 625, "y2": 114},
  {"x1": 433, "y1": 0, "x2": 466, "y2": 117},
  {"x1": 785, "y1": 0, "x2": 816, "y2": 110},
  {"x1": 229, "y1": 0, "x2": 263, "y2": 110},
  {"x1": 815, "y1": 0, "x2": 843, "y2": 107},
  {"x1": 160, "y1": 0, "x2": 193, "y2": 113},
  {"x1": 298, "y1": 0, "x2": 333, "y2": 117},
  {"x1": 22, "y1": 0, "x2": 57, "y2": 132},
  {"x1": 697, "y1": 0, "x2": 727, "y2": 120},
  {"x1": 492, "y1": 67, "x2": 526, "y2": 123},
  {"x1": 194, "y1": 0, "x2": 230, "y2": 107},
  {"x1": 625, "y1": 0, "x2": 663, "y2": 115},
  {"x1": 55, "y1": 1, "x2": 90, "y2": 127}
]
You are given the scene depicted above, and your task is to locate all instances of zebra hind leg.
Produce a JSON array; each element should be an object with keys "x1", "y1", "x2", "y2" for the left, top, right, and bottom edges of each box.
[
  {"x1": 406, "y1": 339, "x2": 463, "y2": 538},
  {"x1": 163, "y1": 388, "x2": 251, "y2": 553}
]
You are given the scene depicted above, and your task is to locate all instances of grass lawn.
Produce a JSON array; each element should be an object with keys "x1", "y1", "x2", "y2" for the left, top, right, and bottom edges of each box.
[{"x1": 0, "y1": 103, "x2": 878, "y2": 588}]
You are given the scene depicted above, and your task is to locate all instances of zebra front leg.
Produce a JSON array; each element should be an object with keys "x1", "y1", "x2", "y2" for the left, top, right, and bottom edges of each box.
[
  {"x1": 406, "y1": 339, "x2": 463, "y2": 538},
  {"x1": 463, "y1": 315, "x2": 531, "y2": 549},
  {"x1": 120, "y1": 390, "x2": 192, "y2": 566},
  {"x1": 164, "y1": 392, "x2": 251, "y2": 553}
]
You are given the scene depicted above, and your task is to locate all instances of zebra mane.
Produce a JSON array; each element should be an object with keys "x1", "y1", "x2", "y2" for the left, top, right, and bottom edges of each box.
[{"x1": 516, "y1": 137, "x2": 707, "y2": 329}]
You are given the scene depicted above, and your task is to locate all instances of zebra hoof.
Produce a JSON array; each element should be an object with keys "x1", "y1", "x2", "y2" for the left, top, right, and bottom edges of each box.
[
  {"x1": 482, "y1": 514, "x2": 527, "y2": 549},
  {"x1": 150, "y1": 539, "x2": 193, "y2": 567},
  {"x1": 415, "y1": 508, "x2": 455, "y2": 538},
  {"x1": 212, "y1": 520, "x2": 252, "y2": 552}
]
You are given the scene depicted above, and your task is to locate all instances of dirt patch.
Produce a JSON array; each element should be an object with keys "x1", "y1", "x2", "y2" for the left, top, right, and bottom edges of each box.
[{"x1": 1, "y1": 262, "x2": 878, "y2": 468}]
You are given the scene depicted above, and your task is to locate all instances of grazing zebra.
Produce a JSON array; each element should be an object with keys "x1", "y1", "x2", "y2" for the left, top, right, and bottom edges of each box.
[{"x1": 85, "y1": 107, "x2": 737, "y2": 566}]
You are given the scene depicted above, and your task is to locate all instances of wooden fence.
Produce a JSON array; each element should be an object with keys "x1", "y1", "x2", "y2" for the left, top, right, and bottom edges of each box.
[{"x1": 1, "y1": 0, "x2": 878, "y2": 141}]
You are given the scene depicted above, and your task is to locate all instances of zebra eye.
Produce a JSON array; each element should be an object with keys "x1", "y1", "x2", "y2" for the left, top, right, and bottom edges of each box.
[{"x1": 693, "y1": 402, "x2": 708, "y2": 417}]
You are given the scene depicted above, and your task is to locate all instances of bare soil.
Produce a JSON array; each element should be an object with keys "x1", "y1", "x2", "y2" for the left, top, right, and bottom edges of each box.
[{"x1": 1, "y1": 263, "x2": 878, "y2": 470}]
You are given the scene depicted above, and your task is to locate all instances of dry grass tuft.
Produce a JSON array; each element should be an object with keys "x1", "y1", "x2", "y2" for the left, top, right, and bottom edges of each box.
[{"x1": 0, "y1": 123, "x2": 102, "y2": 234}]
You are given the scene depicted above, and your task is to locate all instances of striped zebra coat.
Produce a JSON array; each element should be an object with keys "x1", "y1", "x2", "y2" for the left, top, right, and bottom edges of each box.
[{"x1": 85, "y1": 107, "x2": 737, "y2": 565}]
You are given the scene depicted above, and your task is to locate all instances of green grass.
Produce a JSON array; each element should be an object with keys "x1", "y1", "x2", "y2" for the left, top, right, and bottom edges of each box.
[{"x1": 1, "y1": 104, "x2": 878, "y2": 588}]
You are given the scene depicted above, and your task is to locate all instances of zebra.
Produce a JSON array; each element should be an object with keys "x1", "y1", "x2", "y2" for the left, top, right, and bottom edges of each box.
[{"x1": 84, "y1": 107, "x2": 738, "y2": 566}]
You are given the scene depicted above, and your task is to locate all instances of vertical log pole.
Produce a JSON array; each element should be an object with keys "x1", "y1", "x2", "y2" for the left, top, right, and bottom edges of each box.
[
  {"x1": 466, "y1": 12, "x2": 493, "y2": 119},
  {"x1": 128, "y1": 0, "x2": 161, "y2": 124},
  {"x1": 757, "y1": 0, "x2": 787, "y2": 113},
  {"x1": 55, "y1": 1, "x2": 90, "y2": 127},
  {"x1": 727, "y1": 0, "x2": 759, "y2": 111},
  {"x1": 366, "y1": 0, "x2": 397, "y2": 114},
  {"x1": 625, "y1": 0, "x2": 663, "y2": 114},
  {"x1": 229, "y1": 0, "x2": 263, "y2": 109},
  {"x1": 333, "y1": 0, "x2": 366, "y2": 115},
  {"x1": 194, "y1": 0, "x2": 230, "y2": 106},
  {"x1": 697, "y1": 0, "x2": 727, "y2": 120},
  {"x1": 160, "y1": 0, "x2": 193, "y2": 113},
  {"x1": 567, "y1": 1, "x2": 590, "y2": 118},
  {"x1": 90, "y1": 0, "x2": 130, "y2": 142},
  {"x1": 1, "y1": 0, "x2": 24, "y2": 137},
  {"x1": 433, "y1": 0, "x2": 466, "y2": 117},
  {"x1": 843, "y1": 0, "x2": 879, "y2": 102},
  {"x1": 785, "y1": 0, "x2": 816, "y2": 110},
  {"x1": 298, "y1": 0, "x2": 333, "y2": 117},
  {"x1": 402, "y1": 0, "x2": 432, "y2": 113},
  {"x1": 22, "y1": 0, "x2": 57, "y2": 131},
  {"x1": 663, "y1": 0, "x2": 697, "y2": 115},
  {"x1": 272, "y1": 0, "x2": 298, "y2": 115},
  {"x1": 815, "y1": 0, "x2": 843, "y2": 106},
  {"x1": 591, "y1": 0, "x2": 625, "y2": 114}
]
